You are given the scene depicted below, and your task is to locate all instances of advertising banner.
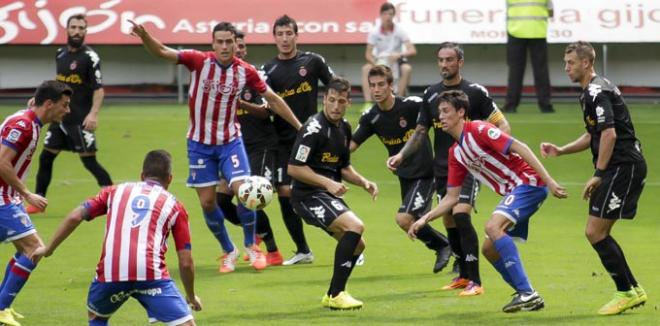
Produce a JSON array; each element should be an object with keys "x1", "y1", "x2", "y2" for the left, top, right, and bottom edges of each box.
[{"x1": 1, "y1": 0, "x2": 659, "y2": 45}]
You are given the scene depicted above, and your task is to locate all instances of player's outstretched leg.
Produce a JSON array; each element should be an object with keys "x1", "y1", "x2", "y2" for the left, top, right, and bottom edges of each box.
[
  {"x1": 80, "y1": 155, "x2": 113, "y2": 187},
  {"x1": 483, "y1": 214, "x2": 543, "y2": 313}
]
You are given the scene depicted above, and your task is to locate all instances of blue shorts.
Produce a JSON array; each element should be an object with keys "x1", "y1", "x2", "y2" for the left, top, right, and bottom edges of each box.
[
  {"x1": 87, "y1": 279, "x2": 192, "y2": 325},
  {"x1": 186, "y1": 138, "x2": 251, "y2": 187},
  {"x1": 493, "y1": 185, "x2": 548, "y2": 241},
  {"x1": 0, "y1": 203, "x2": 36, "y2": 243}
]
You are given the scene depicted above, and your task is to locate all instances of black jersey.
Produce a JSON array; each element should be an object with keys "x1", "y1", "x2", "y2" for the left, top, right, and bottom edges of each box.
[
  {"x1": 353, "y1": 96, "x2": 433, "y2": 179},
  {"x1": 262, "y1": 51, "x2": 333, "y2": 144},
  {"x1": 236, "y1": 84, "x2": 278, "y2": 150},
  {"x1": 418, "y1": 79, "x2": 501, "y2": 177},
  {"x1": 289, "y1": 112, "x2": 351, "y2": 198},
  {"x1": 55, "y1": 45, "x2": 102, "y2": 125},
  {"x1": 580, "y1": 75, "x2": 644, "y2": 167}
]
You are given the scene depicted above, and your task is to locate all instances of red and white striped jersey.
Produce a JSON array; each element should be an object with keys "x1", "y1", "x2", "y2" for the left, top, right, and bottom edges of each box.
[
  {"x1": 178, "y1": 50, "x2": 267, "y2": 145},
  {"x1": 0, "y1": 109, "x2": 42, "y2": 205},
  {"x1": 83, "y1": 181, "x2": 191, "y2": 282},
  {"x1": 448, "y1": 121, "x2": 543, "y2": 196}
]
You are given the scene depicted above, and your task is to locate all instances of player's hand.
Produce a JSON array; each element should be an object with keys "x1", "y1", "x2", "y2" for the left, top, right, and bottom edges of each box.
[
  {"x1": 363, "y1": 180, "x2": 378, "y2": 201},
  {"x1": 582, "y1": 176, "x2": 601, "y2": 200},
  {"x1": 83, "y1": 113, "x2": 98, "y2": 131},
  {"x1": 325, "y1": 180, "x2": 347, "y2": 197},
  {"x1": 547, "y1": 179, "x2": 568, "y2": 199},
  {"x1": 29, "y1": 246, "x2": 49, "y2": 263},
  {"x1": 187, "y1": 295, "x2": 203, "y2": 311},
  {"x1": 24, "y1": 192, "x2": 47, "y2": 211},
  {"x1": 386, "y1": 153, "x2": 403, "y2": 172},
  {"x1": 407, "y1": 216, "x2": 428, "y2": 240},
  {"x1": 540, "y1": 142, "x2": 561, "y2": 158},
  {"x1": 128, "y1": 19, "x2": 148, "y2": 38}
]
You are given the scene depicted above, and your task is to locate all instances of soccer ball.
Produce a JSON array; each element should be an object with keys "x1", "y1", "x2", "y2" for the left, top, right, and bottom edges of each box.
[{"x1": 237, "y1": 176, "x2": 274, "y2": 211}]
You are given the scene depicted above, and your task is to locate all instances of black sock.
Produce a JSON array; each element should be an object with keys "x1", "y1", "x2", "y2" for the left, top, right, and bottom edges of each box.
[
  {"x1": 35, "y1": 150, "x2": 57, "y2": 196},
  {"x1": 610, "y1": 236, "x2": 638, "y2": 287},
  {"x1": 592, "y1": 236, "x2": 632, "y2": 291},
  {"x1": 328, "y1": 254, "x2": 361, "y2": 296},
  {"x1": 216, "y1": 192, "x2": 240, "y2": 225},
  {"x1": 278, "y1": 196, "x2": 309, "y2": 254},
  {"x1": 256, "y1": 210, "x2": 278, "y2": 252},
  {"x1": 415, "y1": 224, "x2": 449, "y2": 252},
  {"x1": 329, "y1": 231, "x2": 361, "y2": 297},
  {"x1": 446, "y1": 227, "x2": 467, "y2": 278},
  {"x1": 454, "y1": 213, "x2": 481, "y2": 285},
  {"x1": 80, "y1": 156, "x2": 112, "y2": 186}
]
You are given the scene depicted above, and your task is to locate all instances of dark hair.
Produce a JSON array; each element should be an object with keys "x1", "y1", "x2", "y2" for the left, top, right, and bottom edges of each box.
[
  {"x1": 437, "y1": 42, "x2": 464, "y2": 60},
  {"x1": 326, "y1": 77, "x2": 351, "y2": 97},
  {"x1": 212, "y1": 22, "x2": 237, "y2": 38},
  {"x1": 142, "y1": 150, "x2": 172, "y2": 182},
  {"x1": 34, "y1": 80, "x2": 73, "y2": 106},
  {"x1": 565, "y1": 41, "x2": 595, "y2": 65},
  {"x1": 235, "y1": 30, "x2": 245, "y2": 40},
  {"x1": 273, "y1": 15, "x2": 298, "y2": 35},
  {"x1": 380, "y1": 2, "x2": 395, "y2": 14},
  {"x1": 368, "y1": 65, "x2": 394, "y2": 85},
  {"x1": 437, "y1": 90, "x2": 469, "y2": 113},
  {"x1": 66, "y1": 14, "x2": 87, "y2": 28}
]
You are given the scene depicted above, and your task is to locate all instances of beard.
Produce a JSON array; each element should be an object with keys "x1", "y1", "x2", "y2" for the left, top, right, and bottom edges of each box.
[
  {"x1": 442, "y1": 70, "x2": 458, "y2": 81},
  {"x1": 67, "y1": 35, "x2": 84, "y2": 48}
]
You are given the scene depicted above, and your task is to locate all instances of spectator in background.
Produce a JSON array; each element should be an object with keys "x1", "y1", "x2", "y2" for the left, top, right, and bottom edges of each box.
[
  {"x1": 361, "y1": 2, "x2": 416, "y2": 109},
  {"x1": 503, "y1": 0, "x2": 555, "y2": 113}
]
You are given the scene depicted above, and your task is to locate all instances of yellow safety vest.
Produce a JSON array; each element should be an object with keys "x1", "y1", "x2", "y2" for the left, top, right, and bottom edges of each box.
[{"x1": 507, "y1": 0, "x2": 550, "y2": 39}]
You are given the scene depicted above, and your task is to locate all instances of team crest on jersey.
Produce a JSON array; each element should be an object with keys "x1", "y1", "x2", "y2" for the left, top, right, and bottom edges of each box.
[
  {"x1": 70, "y1": 60, "x2": 77, "y2": 70},
  {"x1": 242, "y1": 91, "x2": 252, "y2": 101},
  {"x1": 399, "y1": 117, "x2": 407, "y2": 128},
  {"x1": 298, "y1": 66, "x2": 307, "y2": 77},
  {"x1": 487, "y1": 128, "x2": 501, "y2": 140}
]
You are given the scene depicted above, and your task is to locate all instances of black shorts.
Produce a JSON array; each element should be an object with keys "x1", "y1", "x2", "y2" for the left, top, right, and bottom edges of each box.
[
  {"x1": 398, "y1": 177, "x2": 435, "y2": 218},
  {"x1": 589, "y1": 161, "x2": 646, "y2": 219},
  {"x1": 275, "y1": 141, "x2": 294, "y2": 186},
  {"x1": 435, "y1": 174, "x2": 479, "y2": 207},
  {"x1": 291, "y1": 192, "x2": 351, "y2": 232},
  {"x1": 44, "y1": 123, "x2": 97, "y2": 153},
  {"x1": 246, "y1": 146, "x2": 277, "y2": 185}
]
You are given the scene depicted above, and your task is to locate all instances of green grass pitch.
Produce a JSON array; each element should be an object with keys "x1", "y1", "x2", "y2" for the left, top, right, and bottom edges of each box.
[{"x1": 0, "y1": 102, "x2": 658, "y2": 325}]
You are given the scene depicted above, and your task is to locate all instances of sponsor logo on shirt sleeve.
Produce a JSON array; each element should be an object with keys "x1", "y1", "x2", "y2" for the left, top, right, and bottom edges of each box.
[{"x1": 295, "y1": 145, "x2": 311, "y2": 162}]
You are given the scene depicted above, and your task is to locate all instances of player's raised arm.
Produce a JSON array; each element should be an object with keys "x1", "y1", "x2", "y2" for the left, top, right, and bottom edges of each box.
[
  {"x1": 128, "y1": 20, "x2": 178, "y2": 63},
  {"x1": 509, "y1": 139, "x2": 568, "y2": 199},
  {"x1": 261, "y1": 87, "x2": 302, "y2": 130}
]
